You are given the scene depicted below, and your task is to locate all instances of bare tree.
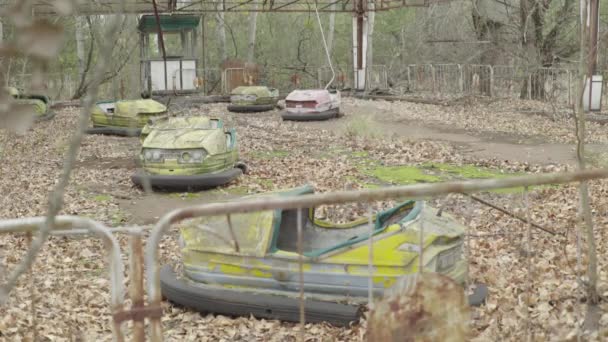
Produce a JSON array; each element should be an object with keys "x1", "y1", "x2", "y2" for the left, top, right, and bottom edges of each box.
[
  {"x1": 216, "y1": 1, "x2": 227, "y2": 62},
  {"x1": 327, "y1": 5, "x2": 336, "y2": 58},
  {"x1": 72, "y1": 16, "x2": 138, "y2": 99},
  {"x1": 247, "y1": 6, "x2": 259, "y2": 62},
  {"x1": 75, "y1": 16, "x2": 86, "y2": 80},
  {"x1": 575, "y1": 0, "x2": 599, "y2": 331}
]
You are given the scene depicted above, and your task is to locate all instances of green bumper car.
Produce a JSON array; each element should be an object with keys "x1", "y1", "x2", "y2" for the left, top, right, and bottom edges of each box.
[
  {"x1": 160, "y1": 185, "x2": 487, "y2": 325},
  {"x1": 131, "y1": 116, "x2": 247, "y2": 191},
  {"x1": 6, "y1": 87, "x2": 54, "y2": 121},
  {"x1": 228, "y1": 86, "x2": 279, "y2": 113},
  {"x1": 86, "y1": 99, "x2": 167, "y2": 136}
]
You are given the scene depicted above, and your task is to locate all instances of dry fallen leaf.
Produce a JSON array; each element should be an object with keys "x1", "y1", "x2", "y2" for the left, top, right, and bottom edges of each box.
[{"x1": 0, "y1": 98, "x2": 607, "y2": 340}]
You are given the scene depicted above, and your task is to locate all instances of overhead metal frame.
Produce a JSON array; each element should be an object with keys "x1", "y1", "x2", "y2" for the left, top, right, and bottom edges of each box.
[
  {"x1": 0, "y1": 0, "x2": 437, "y2": 91},
  {"x1": 0, "y1": 0, "x2": 430, "y2": 15}
]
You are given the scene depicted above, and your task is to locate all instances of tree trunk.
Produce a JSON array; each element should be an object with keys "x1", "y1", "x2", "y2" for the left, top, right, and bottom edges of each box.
[
  {"x1": 75, "y1": 17, "x2": 86, "y2": 81},
  {"x1": 327, "y1": 5, "x2": 336, "y2": 58},
  {"x1": 216, "y1": 2, "x2": 227, "y2": 62},
  {"x1": 246, "y1": 7, "x2": 258, "y2": 62},
  {"x1": 520, "y1": 71, "x2": 547, "y2": 100},
  {"x1": 577, "y1": 0, "x2": 600, "y2": 331}
]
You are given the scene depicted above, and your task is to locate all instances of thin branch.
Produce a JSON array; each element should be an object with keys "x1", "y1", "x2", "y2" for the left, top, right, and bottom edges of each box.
[
  {"x1": 464, "y1": 193, "x2": 558, "y2": 235},
  {"x1": 0, "y1": 2, "x2": 127, "y2": 303}
]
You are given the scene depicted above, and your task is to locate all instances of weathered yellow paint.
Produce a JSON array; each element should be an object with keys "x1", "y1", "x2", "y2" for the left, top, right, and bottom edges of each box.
[
  {"x1": 181, "y1": 210, "x2": 275, "y2": 257},
  {"x1": 143, "y1": 126, "x2": 225, "y2": 151},
  {"x1": 90, "y1": 99, "x2": 167, "y2": 128},
  {"x1": 217, "y1": 263, "x2": 274, "y2": 278},
  {"x1": 115, "y1": 99, "x2": 167, "y2": 117},
  {"x1": 179, "y1": 187, "x2": 468, "y2": 291},
  {"x1": 5, "y1": 87, "x2": 19, "y2": 96},
  {"x1": 323, "y1": 225, "x2": 432, "y2": 267}
]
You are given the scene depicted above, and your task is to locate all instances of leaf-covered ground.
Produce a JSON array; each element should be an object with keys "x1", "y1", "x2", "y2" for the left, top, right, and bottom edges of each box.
[{"x1": 1, "y1": 98, "x2": 608, "y2": 341}]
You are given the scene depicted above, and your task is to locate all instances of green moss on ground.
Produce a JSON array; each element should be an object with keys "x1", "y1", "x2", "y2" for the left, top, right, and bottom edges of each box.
[
  {"x1": 586, "y1": 150, "x2": 608, "y2": 168},
  {"x1": 364, "y1": 163, "x2": 542, "y2": 193},
  {"x1": 422, "y1": 163, "x2": 514, "y2": 179},
  {"x1": 166, "y1": 186, "x2": 250, "y2": 200},
  {"x1": 370, "y1": 166, "x2": 442, "y2": 184},
  {"x1": 250, "y1": 150, "x2": 290, "y2": 159},
  {"x1": 93, "y1": 194, "x2": 112, "y2": 202},
  {"x1": 111, "y1": 210, "x2": 128, "y2": 226}
]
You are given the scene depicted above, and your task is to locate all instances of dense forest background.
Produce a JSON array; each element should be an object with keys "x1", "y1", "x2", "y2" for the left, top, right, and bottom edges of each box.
[{"x1": 0, "y1": 0, "x2": 605, "y2": 99}]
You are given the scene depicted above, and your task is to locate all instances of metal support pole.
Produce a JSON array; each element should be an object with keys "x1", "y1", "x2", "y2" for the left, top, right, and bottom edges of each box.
[
  {"x1": 568, "y1": 70, "x2": 573, "y2": 105},
  {"x1": 352, "y1": 0, "x2": 367, "y2": 91},
  {"x1": 129, "y1": 234, "x2": 145, "y2": 342},
  {"x1": 528, "y1": 73, "x2": 532, "y2": 100},
  {"x1": 458, "y1": 64, "x2": 463, "y2": 93},
  {"x1": 201, "y1": 14, "x2": 206, "y2": 95},
  {"x1": 407, "y1": 65, "x2": 411, "y2": 91},
  {"x1": 152, "y1": 0, "x2": 168, "y2": 92},
  {"x1": 430, "y1": 64, "x2": 436, "y2": 93},
  {"x1": 489, "y1": 65, "x2": 494, "y2": 97},
  {"x1": 589, "y1": 0, "x2": 600, "y2": 74}
]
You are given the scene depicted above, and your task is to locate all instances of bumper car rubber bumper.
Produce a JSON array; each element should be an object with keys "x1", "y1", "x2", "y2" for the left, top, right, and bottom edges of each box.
[
  {"x1": 281, "y1": 107, "x2": 340, "y2": 121},
  {"x1": 36, "y1": 110, "x2": 56, "y2": 122},
  {"x1": 131, "y1": 168, "x2": 242, "y2": 190},
  {"x1": 227, "y1": 104, "x2": 276, "y2": 113},
  {"x1": 159, "y1": 265, "x2": 488, "y2": 325},
  {"x1": 160, "y1": 265, "x2": 360, "y2": 326},
  {"x1": 85, "y1": 126, "x2": 142, "y2": 137}
]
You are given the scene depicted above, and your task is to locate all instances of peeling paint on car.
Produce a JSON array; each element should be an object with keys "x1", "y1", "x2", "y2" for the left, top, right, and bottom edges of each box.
[{"x1": 177, "y1": 185, "x2": 467, "y2": 302}]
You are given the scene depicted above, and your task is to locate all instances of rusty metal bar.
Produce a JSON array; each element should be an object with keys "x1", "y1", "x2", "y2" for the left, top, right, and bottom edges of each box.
[
  {"x1": 144, "y1": 168, "x2": 608, "y2": 337},
  {"x1": 16, "y1": 0, "x2": 431, "y2": 15},
  {"x1": 225, "y1": 0, "x2": 254, "y2": 11},
  {"x1": 129, "y1": 234, "x2": 146, "y2": 342},
  {"x1": 113, "y1": 305, "x2": 163, "y2": 323},
  {"x1": 0, "y1": 216, "x2": 126, "y2": 341},
  {"x1": 269, "y1": 0, "x2": 302, "y2": 11},
  {"x1": 148, "y1": 169, "x2": 608, "y2": 220},
  {"x1": 296, "y1": 208, "x2": 305, "y2": 342},
  {"x1": 367, "y1": 205, "x2": 374, "y2": 306}
]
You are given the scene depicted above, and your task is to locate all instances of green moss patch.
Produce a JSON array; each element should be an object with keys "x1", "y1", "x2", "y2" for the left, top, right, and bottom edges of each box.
[
  {"x1": 166, "y1": 186, "x2": 250, "y2": 200},
  {"x1": 111, "y1": 210, "x2": 128, "y2": 226},
  {"x1": 250, "y1": 150, "x2": 289, "y2": 159},
  {"x1": 366, "y1": 163, "x2": 541, "y2": 193},
  {"x1": 422, "y1": 163, "x2": 514, "y2": 179},
  {"x1": 93, "y1": 194, "x2": 112, "y2": 202},
  {"x1": 351, "y1": 151, "x2": 370, "y2": 158},
  {"x1": 586, "y1": 150, "x2": 608, "y2": 168},
  {"x1": 370, "y1": 166, "x2": 442, "y2": 184}
]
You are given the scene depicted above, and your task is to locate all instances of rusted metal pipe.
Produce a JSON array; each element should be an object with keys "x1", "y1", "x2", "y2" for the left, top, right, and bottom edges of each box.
[
  {"x1": 0, "y1": 216, "x2": 126, "y2": 341},
  {"x1": 144, "y1": 168, "x2": 608, "y2": 336},
  {"x1": 129, "y1": 234, "x2": 146, "y2": 342}
]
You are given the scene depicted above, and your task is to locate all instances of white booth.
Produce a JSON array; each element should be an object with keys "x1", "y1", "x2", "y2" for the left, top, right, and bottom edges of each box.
[{"x1": 139, "y1": 15, "x2": 200, "y2": 96}]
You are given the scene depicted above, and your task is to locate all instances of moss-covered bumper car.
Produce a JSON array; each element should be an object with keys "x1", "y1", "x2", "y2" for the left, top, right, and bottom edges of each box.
[
  {"x1": 131, "y1": 116, "x2": 246, "y2": 191},
  {"x1": 160, "y1": 185, "x2": 487, "y2": 325},
  {"x1": 86, "y1": 99, "x2": 167, "y2": 136},
  {"x1": 227, "y1": 86, "x2": 279, "y2": 113},
  {"x1": 6, "y1": 87, "x2": 54, "y2": 121},
  {"x1": 281, "y1": 89, "x2": 341, "y2": 121}
]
